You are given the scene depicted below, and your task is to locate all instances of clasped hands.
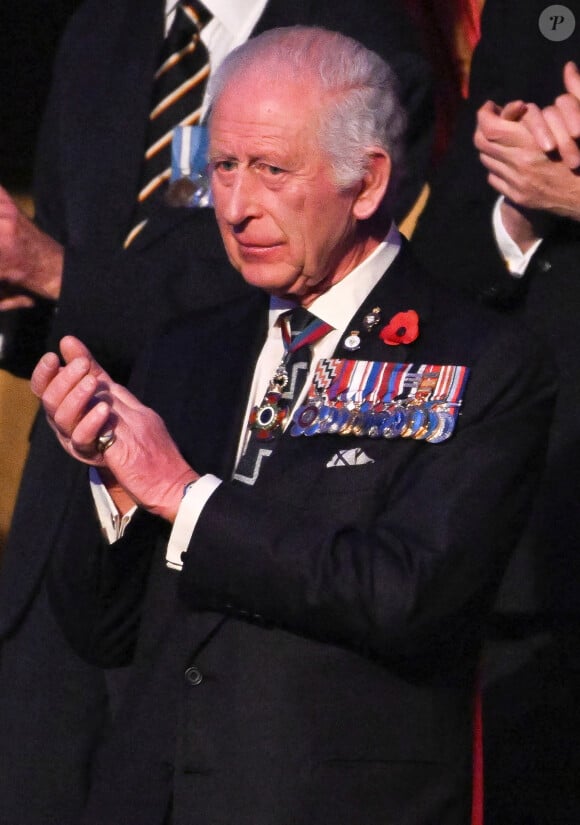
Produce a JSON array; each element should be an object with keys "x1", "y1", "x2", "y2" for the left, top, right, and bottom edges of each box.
[
  {"x1": 474, "y1": 60, "x2": 580, "y2": 248},
  {"x1": 31, "y1": 336, "x2": 199, "y2": 521}
]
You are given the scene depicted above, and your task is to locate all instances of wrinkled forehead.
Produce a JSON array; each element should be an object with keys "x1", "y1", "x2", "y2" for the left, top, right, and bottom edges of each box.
[
  {"x1": 212, "y1": 57, "x2": 323, "y2": 114},
  {"x1": 208, "y1": 67, "x2": 326, "y2": 145}
]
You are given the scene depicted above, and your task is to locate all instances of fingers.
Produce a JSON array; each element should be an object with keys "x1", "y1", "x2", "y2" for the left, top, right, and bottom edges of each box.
[
  {"x1": 0, "y1": 294, "x2": 36, "y2": 310},
  {"x1": 563, "y1": 60, "x2": 580, "y2": 99},
  {"x1": 41, "y1": 360, "x2": 114, "y2": 459},
  {"x1": 31, "y1": 352, "x2": 62, "y2": 397},
  {"x1": 478, "y1": 93, "x2": 580, "y2": 169},
  {"x1": 520, "y1": 103, "x2": 559, "y2": 153},
  {"x1": 0, "y1": 185, "x2": 18, "y2": 216},
  {"x1": 59, "y1": 335, "x2": 106, "y2": 377},
  {"x1": 34, "y1": 353, "x2": 94, "y2": 421},
  {"x1": 32, "y1": 339, "x2": 116, "y2": 460},
  {"x1": 553, "y1": 92, "x2": 580, "y2": 140},
  {"x1": 57, "y1": 335, "x2": 138, "y2": 406},
  {"x1": 61, "y1": 397, "x2": 113, "y2": 457},
  {"x1": 543, "y1": 105, "x2": 580, "y2": 169},
  {"x1": 500, "y1": 100, "x2": 528, "y2": 122},
  {"x1": 475, "y1": 100, "x2": 535, "y2": 150},
  {"x1": 515, "y1": 62, "x2": 580, "y2": 169},
  {"x1": 0, "y1": 189, "x2": 64, "y2": 300},
  {"x1": 475, "y1": 101, "x2": 501, "y2": 143},
  {"x1": 32, "y1": 339, "x2": 198, "y2": 518}
]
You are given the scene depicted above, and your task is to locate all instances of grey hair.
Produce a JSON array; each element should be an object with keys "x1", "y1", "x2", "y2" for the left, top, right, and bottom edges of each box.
[{"x1": 207, "y1": 26, "x2": 406, "y2": 198}]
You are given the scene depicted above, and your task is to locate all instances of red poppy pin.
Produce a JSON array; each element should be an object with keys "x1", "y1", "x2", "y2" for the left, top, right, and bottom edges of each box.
[{"x1": 379, "y1": 310, "x2": 419, "y2": 346}]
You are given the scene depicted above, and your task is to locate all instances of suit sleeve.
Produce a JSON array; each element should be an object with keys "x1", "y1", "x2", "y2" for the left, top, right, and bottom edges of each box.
[
  {"x1": 177, "y1": 324, "x2": 555, "y2": 666},
  {"x1": 46, "y1": 344, "x2": 168, "y2": 668},
  {"x1": 0, "y1": 11, "x2": 76, "y2": 379},
  {"x1": 45, "y1": 471, "x2": 167, "y2": 668}
]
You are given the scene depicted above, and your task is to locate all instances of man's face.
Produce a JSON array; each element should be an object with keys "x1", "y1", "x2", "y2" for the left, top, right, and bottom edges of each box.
[{"x1": 209, "y1": 72, "x2": 372, "y2": 304}]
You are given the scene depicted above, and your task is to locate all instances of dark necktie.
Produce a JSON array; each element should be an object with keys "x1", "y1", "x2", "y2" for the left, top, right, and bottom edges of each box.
[
  {"x1": 125, "y1": 0, "x2": 212, "y2": 247},
  {"x1": 233, "y1": 308, "x2": 333, "y2": 486}
]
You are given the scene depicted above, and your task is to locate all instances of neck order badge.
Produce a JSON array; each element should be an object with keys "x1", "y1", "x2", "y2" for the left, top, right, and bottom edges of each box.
[{"x1": 233, "y1": 309, "x2": 333, "y2": 486}]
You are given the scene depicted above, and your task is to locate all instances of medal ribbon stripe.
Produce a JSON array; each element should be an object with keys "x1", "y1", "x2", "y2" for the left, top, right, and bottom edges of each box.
[
  {"x1": 312, "y1": 358, "x2": 339, "y2": 395},
  {"x1": 406, "y1": 363, "x2": 429, "y2": 402},
  {"x1": 434, "y1": 364, "x2": 453, "y2": 400},
  {"x1": 370, "y1": 361, "x2": 391, "y2": 406},
  {"x1": 350, "y1": 360, "x2": 373, "y2": 406},
  {"x1": 331, "y1": 359, "x2": 357, "y2": 401},
  {"x1": 382, "y1": 361, "x2": 400, "y2": 402},
  {"x1": 447, "y1": 366, "x2": 469, "y2": 405},
  {"x1": 392, "y1": 362, "x2": 414, "y2": 400},
  {"x1": 292, "y1": 358, "x2": 471, "y2": 443},
  {"x1": 282, "y1": 316, "x2": 334, "y2": 354},
  {"x1": 363, "y1": 361, "x2": 385, "y2": 407}
]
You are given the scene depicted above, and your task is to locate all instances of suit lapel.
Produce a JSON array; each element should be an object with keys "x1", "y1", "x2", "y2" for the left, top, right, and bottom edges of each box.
[
  {"x1": 334, "y1": 241, "x2": 434, "y2": 364},
  {"x1": 153, "y1": 294, "x2": 269, "y2": 480}
]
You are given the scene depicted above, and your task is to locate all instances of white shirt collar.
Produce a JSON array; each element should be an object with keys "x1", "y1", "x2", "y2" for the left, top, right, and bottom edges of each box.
[
  {"x1": 204, "y1": 0, "x2": 263, "y2": 38},
  {"x1": 269, "y1": 223, "x2": 402, "y2": 331},
  {"x1": 165, "y1": 0, "x2": 263, "y2": 38}
]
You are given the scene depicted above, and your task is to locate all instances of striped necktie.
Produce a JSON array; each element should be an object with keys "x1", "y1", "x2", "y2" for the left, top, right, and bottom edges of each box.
[
  {"x1": 233, "y1": 308, "x2": 333, "y2": 486},
  {"x1": 125, "y1": 0, "x2": 212, "y2": 247}
]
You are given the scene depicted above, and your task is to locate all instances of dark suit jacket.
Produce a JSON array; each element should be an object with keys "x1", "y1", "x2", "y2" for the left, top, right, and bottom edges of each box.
[
  {"x1": 0, "y1": 4, "x2": 433, "y2": 824},
  {"x1": 412, "y1": 0, "x2": 580, "y2": 622},
  {"x1": 47, "y1": 241, "x2": 555, "y2": 825}
]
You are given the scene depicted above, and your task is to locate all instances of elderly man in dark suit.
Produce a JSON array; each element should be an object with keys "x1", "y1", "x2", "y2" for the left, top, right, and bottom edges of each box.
[
  {"x1": 0, "y1": 3, "x2": 434, "y2": 823},
  {"x1": 31, "y1": 26, "x2": 554, "y2": 825}
]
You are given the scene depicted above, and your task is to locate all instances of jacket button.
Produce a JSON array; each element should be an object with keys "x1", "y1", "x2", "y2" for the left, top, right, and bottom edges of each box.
[
  {"x1": 184, "y1": 666, "x2": 203, "y2": 686},
  {"x1": 536, "y1": 258, "x2": 552, "y2": 273}
]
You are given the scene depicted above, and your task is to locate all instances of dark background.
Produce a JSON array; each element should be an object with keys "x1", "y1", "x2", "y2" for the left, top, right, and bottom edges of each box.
[{"x1": 0, "y1": 1, "x2": 83, "y2": 190}]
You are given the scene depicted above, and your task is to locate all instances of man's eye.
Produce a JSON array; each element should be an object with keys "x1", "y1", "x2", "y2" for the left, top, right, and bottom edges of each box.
[
  {"x1": 255, "y1": 162, "x2": 284, "y2": 176},
  {"x1": 214, "y1": 160, "x2": 236, "y2": 172}
]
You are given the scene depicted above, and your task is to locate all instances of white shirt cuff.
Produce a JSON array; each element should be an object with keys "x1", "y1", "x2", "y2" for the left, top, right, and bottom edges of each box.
[
  {"x1": 89, "y1": 467, "x2": 137, "y2": 544},
  {"x1": 165, "y1": 474, "x2": 222, "y2": 570},
  {"x1": 492, "y1": 197, "x2": 543, "y2": 276}
]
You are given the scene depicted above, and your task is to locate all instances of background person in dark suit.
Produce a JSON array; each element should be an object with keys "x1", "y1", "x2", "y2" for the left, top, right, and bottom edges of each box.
[
  {"x1": 0, "y1": 2, "x2": 434, "y2": 824},
  {"x1": 32, "y1": 26, "x2": 555, "y2": 825},
  {"x1": 412, "y1": 2, "x2": 580, "y2": 822}
]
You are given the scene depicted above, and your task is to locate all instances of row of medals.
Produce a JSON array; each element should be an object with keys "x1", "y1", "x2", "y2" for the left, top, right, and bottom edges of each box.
[
  {"x1": 289, "y1": 397, "x2": 458, "y2": 443},
  {"x1": 250, "y1": 368, "x2": 458, "y2": 444}
]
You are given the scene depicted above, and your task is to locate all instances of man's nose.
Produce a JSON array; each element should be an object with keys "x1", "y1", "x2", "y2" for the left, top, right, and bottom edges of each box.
[{"x1": 221, "y1": 170, "x2": 261, "y2": 225}]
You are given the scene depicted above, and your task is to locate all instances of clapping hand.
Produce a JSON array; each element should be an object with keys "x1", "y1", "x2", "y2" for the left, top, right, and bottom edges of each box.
[{"x1": 31, "y1": 336, "x2": 198, "y2": 520}]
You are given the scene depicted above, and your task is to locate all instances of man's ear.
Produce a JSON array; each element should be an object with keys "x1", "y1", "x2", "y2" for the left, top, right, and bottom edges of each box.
[{"x1": 352, "y1": 149, "x2": 391, "y2": 221}]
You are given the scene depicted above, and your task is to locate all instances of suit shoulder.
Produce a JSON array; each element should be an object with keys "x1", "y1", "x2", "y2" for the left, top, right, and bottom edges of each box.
[
  {"x1": 154, "y1": 290, "x2": 266, "y2": 352},
  {"x1": 399, "y1": 243, "x2": 553, "y2": 373}
]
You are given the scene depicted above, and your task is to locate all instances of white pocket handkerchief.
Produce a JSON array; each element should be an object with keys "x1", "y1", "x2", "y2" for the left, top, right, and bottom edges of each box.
[{"x1": 326, "y1": 448, "x2": 375, "y2": 468}]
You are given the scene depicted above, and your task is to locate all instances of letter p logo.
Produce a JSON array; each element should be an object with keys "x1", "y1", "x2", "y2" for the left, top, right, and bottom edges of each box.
[{"x1": 539, "y1": 5, "x2": 576, "y2": 40}]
